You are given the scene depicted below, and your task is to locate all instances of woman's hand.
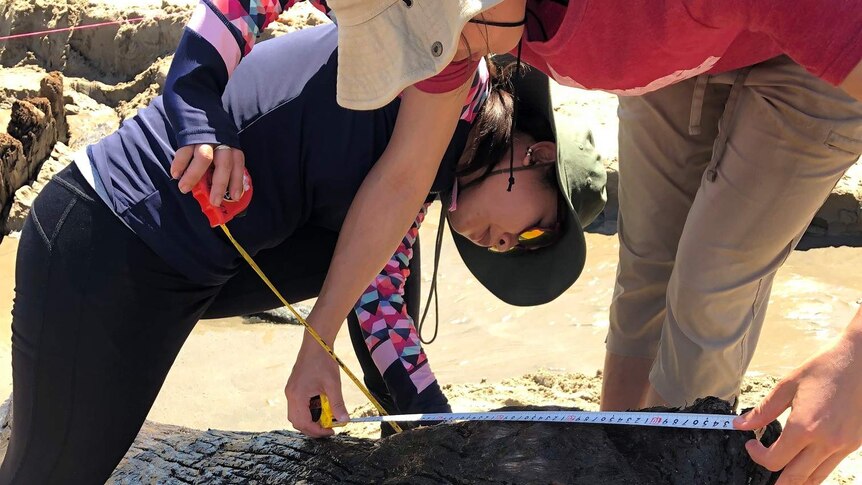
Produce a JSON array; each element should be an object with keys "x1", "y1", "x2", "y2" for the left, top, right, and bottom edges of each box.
[
  {"x1": 284, "y1": 333, "x2": 350, "y2": 437},
  {"x1": 170, "y1": 144, "x2": 246, "y2": 207},
  {"x1": 734, "y1": 319, "x2": 862, "y2": 484}
]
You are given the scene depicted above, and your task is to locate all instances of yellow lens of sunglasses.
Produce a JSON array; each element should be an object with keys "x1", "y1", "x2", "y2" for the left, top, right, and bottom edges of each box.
[
  {"x1": 487, "y1": 227, "x2": 558, "y2": 253},
  {"x1": 519, "y1": 228, "x2": 548, "y2": 241}
]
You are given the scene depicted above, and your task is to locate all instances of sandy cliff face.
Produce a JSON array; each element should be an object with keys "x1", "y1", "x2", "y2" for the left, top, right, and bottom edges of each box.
[
  {"x1": 0, "y1": 0, "x2": 191, "y2": 82},
  {"x1": 0, "y1": 1, "x2": 327, "y2": 235},
  {"x1": 0, "y1": 72, "x2": 68, "y2": 232}
]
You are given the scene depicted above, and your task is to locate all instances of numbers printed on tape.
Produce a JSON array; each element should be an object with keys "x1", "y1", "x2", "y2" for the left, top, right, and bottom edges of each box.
[
  {"x1": 346, "y1": 410, "x2": 738, "y2": 431},
  {"x1": 311, "y1": 391, "x2": 738, "y2": 431}
]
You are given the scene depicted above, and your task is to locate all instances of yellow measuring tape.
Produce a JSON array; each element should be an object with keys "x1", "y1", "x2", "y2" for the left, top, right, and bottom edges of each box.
[{"x1": 219, "y1": 224, "x2": 402, "y2": 433}]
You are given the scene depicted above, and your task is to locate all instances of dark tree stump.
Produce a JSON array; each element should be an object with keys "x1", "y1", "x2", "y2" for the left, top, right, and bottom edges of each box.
[{"x1": 0, "y1": 397, "x2": 780, "y2": 484}]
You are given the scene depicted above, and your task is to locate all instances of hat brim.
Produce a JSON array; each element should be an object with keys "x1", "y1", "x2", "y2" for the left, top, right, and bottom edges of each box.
[
  {"x1": 448, "y1": 206, "x2": 587, "y2": 307},
  {"x1": 334, "y1": 0, "x2": 504, "y2": 110}
]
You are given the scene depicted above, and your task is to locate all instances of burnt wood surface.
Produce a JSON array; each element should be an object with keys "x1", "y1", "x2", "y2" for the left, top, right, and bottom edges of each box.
[{"x1": 0, "y1": 397, "x2": 781, "y2": 484}]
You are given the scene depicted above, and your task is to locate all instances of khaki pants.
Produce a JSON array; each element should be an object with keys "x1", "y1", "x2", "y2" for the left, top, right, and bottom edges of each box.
[{"x1": 608, "y1": 56, "x2": 862, "y2": 405}]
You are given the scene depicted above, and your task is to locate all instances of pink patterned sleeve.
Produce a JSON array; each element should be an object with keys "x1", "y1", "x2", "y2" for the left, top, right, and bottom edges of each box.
[
  {"x1": 459, "y1": 57, "x2": 490, "y2": 123},
  {"x1": 188, "y1": 0, "x2": 330, "y2": 76},
  {"x1": 353, "y1": 204, "x2": 437, "y2": 394}
]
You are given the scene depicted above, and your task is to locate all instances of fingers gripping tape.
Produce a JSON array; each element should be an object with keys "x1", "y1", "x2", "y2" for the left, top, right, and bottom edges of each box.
[{"x1": 310, "y1": 394, "x2": 347, "y2": 428}]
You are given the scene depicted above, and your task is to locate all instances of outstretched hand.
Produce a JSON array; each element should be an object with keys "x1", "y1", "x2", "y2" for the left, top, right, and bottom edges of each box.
[
  {"x1": 734, "y1": 332, "x2": 862, "y2": 484},
  {"x1": 171, "y1": 144, "x2": 246, "y2": 207}
]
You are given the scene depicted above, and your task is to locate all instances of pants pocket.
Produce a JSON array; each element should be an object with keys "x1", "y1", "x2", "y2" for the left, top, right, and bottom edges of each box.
[
  {"x1": 26, "y1": 181, "x2": 79, "y2": 252},
  {"x1": 825, "y1": 129, "x2": 862, "y2": 156}
]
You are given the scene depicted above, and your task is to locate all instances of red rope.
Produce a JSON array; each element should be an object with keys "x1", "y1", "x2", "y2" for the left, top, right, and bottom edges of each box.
[{"x1": 0, "y1": 17, "x2": 152, "y2": 42}]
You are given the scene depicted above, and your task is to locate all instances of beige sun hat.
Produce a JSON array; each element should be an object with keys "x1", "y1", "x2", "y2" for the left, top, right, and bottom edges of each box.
[{"x1": 326, "y1": 0, "x2": 504, "y2": 110}]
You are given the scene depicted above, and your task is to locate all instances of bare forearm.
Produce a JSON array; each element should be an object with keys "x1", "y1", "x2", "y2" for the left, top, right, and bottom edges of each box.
[
  {"x1": 307, "y1": 85, "x2": 468, "y2": 343},
  {"x1": 309, "y1": 163, "x2": 434, "y2": 342},
  {"x1": 843, "y1": 306, "x2": 862, "y2": 344},
  {"x1": 840, "y1": 61, "x2": 862, "y2": 101}
]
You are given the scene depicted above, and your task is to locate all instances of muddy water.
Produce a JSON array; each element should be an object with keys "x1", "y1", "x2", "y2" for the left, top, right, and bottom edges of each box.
[{"x1": 0, "y1": 211, "x2": 860, "y2": 431}]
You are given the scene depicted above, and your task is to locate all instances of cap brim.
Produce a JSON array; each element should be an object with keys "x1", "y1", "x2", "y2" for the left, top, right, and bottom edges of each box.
[{"x1": 448, "y1": 208, "x2": 587, "y2": 307}]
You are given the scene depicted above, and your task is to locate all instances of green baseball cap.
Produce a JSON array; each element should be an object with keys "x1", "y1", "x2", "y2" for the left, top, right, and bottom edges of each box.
[{"x1": 448, "y1": 60, "x2": 607, "y2": 306}]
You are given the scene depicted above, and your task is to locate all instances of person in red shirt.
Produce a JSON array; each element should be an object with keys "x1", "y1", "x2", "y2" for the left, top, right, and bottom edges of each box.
[
  {"x1": 380, "y1": 2, "x2": 862, "y2": 483},
  {"x1": 165, "y1": 1, "x2": 862, "y2": 483}
]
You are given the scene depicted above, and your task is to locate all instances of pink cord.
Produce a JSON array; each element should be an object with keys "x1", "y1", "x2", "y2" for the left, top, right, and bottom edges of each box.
[{"x1": 0, "y1": 17, "x2": 152, "y2": 42}]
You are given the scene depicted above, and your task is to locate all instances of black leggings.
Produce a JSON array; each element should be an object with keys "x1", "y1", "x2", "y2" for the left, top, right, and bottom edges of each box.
[{"x1": 0, "y1": 165, "x2": 421, "y2": 484}]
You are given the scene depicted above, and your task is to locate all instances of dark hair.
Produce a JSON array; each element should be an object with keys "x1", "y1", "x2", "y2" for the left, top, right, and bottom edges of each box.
[{"x1": 457, "y1": 57, "x2": 555, "y2": 188}]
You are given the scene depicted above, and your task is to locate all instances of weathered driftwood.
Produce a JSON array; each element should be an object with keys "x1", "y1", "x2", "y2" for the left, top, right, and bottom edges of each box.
[{"x1": 0, "y1": 397, "x2": 780, "y2": 484}]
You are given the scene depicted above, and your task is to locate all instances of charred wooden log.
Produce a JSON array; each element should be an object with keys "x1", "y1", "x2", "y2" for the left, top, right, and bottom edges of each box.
[{"x1": 0, "y1": 397, "x2": 780, "y2": 484}]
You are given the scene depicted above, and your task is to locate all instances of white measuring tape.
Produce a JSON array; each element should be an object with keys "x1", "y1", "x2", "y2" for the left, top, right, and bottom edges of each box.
[{"x1": 347, "y1": 410, "x2": 739, "y2": 431}]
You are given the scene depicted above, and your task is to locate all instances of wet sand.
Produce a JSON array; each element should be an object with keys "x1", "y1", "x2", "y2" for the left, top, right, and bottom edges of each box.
[
  {"x1": 1, "y1": 215, "x2": 861, "y2": 404},
  {"x1": 141, "y1": 212, "x2": 862, "y2": 429}
]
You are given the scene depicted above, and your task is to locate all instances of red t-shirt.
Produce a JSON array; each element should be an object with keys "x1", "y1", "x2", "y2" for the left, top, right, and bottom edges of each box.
[{"x1": 520, "y1": 0, "x2": 862, "y2": 95}]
